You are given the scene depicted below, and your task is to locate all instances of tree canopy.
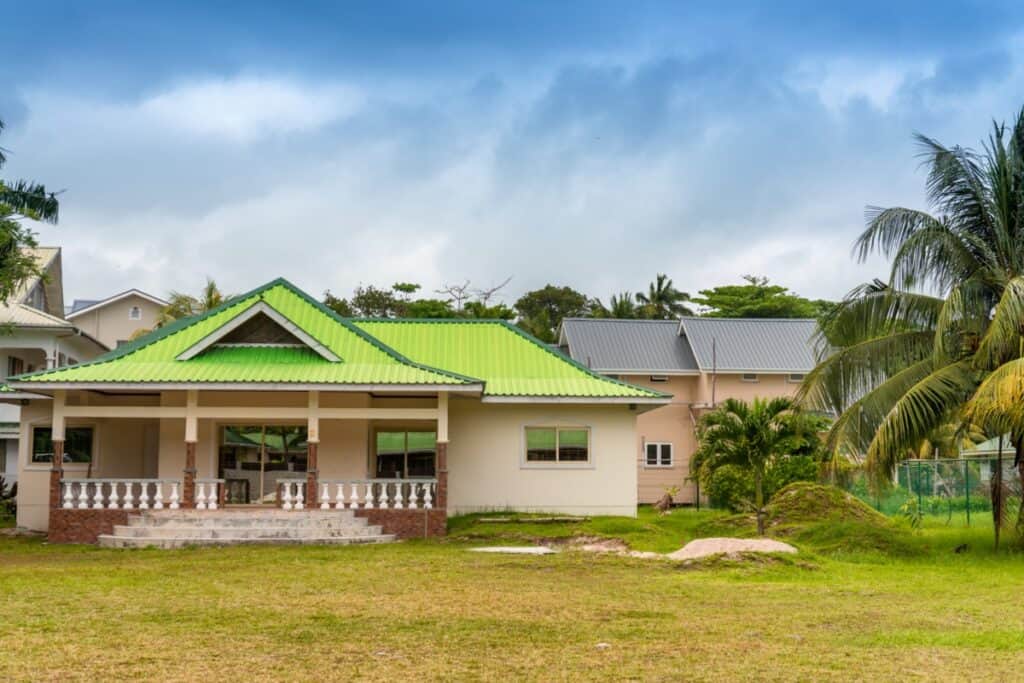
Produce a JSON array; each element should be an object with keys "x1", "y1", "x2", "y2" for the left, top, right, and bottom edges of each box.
[
  {"x1": 514, "y1": 284, "x2": 595, "y2": 342},
  {"x1": 693, "y1": 275, "x2": 832, "y2": 319},
  {"x1": 0, "y1": 119, "x2": 61, "y2": 302}
]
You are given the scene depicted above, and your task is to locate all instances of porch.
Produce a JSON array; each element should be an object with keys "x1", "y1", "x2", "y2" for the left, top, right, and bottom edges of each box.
[{"x1": 38, "y1": 388, "x2": 451, "y2": 543}]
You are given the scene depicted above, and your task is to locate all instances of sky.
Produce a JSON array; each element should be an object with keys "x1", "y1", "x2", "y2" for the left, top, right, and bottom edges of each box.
[{"x1": 2, "y1": 1, "x2": 1023, "y2": 307}]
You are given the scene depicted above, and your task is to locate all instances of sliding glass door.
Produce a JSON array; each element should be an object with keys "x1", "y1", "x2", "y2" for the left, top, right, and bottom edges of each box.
[{"x1": 218, "y1": 425, "x2": 308, "y2": 503}]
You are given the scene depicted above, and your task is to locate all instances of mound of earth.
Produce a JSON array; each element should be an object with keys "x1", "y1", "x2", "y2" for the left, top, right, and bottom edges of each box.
[
  {"x1": 667, "y1": 537, "x2": 797, "y2": 561},
  {"x1": 696, "y1": 482, "x2": 920, "y2": 556}
]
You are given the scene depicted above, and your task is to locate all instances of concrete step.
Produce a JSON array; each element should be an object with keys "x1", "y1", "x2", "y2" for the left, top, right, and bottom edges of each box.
[
  {"x1": 128, "y1": 511, "x2": 360, "y2": 528},
  {"x1": 97, "y1": 534, "x2": 396, "y2": 549},
  {"x1": 110, "y1": 524, "x2": 384, "y2": 540}
]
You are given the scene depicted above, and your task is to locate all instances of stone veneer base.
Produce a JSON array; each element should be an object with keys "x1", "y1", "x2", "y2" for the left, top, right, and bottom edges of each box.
[
  {"x1": 354, "y1": 509, "x2": 447, "y2": 539},
  {"x1": 49, "y1": 509, "x2": 136, "y2": 544}
]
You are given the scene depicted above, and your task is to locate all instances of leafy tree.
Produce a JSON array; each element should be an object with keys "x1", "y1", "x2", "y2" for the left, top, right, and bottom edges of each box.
[
  {"x1": 798, "y1": 106, "x2": 1024, "y2": 548},
  {"x1": 514, "y1": 285, "x2": 593, "y2": 342},
  {"x1": 693, "y1": 275, "x2": 832, "y2": 318},
  {"x1": 323, "y1": 290, "x2": 354, "y2": 317},
  {"x1": 692, "y1": 397, "x2": 823, "y2": 535},
  {"x1": 0, "y1": 119, "x2": 60, "y2": 301},
  {"x1": 159, "y1": 278, "x2": 231, "y2": 325},
  {"x1": 636, "y1": 274, "x2": 692, "y2": 319},
  {"x1": 462, "y1": 300, "x2": 515, "y2": 320},
  {"x1": 405, "y1": 298, "x2": 456, "y2": 318}
]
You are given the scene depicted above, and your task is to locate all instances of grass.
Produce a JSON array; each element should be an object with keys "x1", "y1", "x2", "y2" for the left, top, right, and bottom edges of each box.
[{"x1": 2, "y1": 510, "x2": 1023, "y2": 681}]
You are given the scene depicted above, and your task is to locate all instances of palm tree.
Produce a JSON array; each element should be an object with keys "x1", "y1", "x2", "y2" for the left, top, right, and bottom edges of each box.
[
  {"x1": 636, "y1": 274, "x2": 692, "y2": 319},
  {"x1": 800, "y1": 106, "x2": 1024, "y2": 546},
  {"x1": 692, "y1": 397, "x2": 819, "y2": 535},
  {"x1": 0, "y1": 119, "x2": 60, "y2": 302},
  {"x1": 158, "y1": 278, "x2": 232, "y2": 326},
  {"x1": 607, "y1": 291, "x2": 637, "y2": 318}
]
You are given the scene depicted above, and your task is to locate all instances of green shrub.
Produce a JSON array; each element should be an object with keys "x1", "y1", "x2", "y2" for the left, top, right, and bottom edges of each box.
[{"x1": 705, "y1": 457, "x2": 819, "y2": 511}]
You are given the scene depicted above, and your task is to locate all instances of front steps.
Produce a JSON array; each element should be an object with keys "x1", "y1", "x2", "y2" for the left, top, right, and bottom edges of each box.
[{"x1": 97, "y1": 508, "x2": 396, "y2": 549}]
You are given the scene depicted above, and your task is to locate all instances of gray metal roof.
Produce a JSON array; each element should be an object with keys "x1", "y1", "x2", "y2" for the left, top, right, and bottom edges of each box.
[
  {"x1": 559, "y1": 319, "x2": 698, "y2": 372},
  {"x1": 677, "y1": 317, "x2": 818, "y2": 372},
  {"x1": 69, "y1": 299, "x2": 100, "y2": 314}
]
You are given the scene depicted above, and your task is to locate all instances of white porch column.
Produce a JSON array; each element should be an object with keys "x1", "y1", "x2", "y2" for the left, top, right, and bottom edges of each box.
[
  {"x1": 306, "y1": 391, "x2": 320, "y2": 505},
  {"x1": 48, "y1": 390, "x2": 67, "y2": 511},
  {"x1": 436, "y1": 391, "x2": 448, "y2": 511},
  {"x1": 183, "y1": 390, "x2": 198, "y2": 507}
]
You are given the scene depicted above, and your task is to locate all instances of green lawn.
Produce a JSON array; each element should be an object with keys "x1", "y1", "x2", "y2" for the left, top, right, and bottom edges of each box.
[{"x1": 1, "y1": 510, "x2": 1023, "y2": 681}]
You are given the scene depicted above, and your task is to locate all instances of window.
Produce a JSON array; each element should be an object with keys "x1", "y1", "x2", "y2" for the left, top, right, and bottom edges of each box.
[
  {"x1": 787, "y1": 373, "x2": 805, "y2": 383},
  {"x1": 525, "y1": 427, "x2": 590, "y2": 464},
  {"x1": 645, "y1": 442, "x2": 673, "y2": 467},
  {"x1": 375, "y1": 431, "x2": 436, "y2": 478},
  {"x1": 129, "y1": 305, "x2": 142, "y2": 320},
  {"x1": 7, "y1": 356, "x2": 24, "y2": 379},
  {"x1": 741, "y1": 373, "x2": 759, "y2": 382},
  {"x1": 32, "y1": 426, "x2": 94, "y2": 464},
  {"x1": 650, "y1": 375, "x2": 669, "y2": 383}
]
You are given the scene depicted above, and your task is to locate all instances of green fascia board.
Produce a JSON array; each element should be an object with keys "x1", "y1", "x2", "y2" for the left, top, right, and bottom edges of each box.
[
  {"x1": 353, "y1": 318, "x2": 668, "y2": 399},
  {"x1": 13, "y1": 279, "x2": 478, "y2": 388}
]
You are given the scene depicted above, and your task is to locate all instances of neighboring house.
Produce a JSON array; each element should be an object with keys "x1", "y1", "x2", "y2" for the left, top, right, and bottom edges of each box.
[
  {"x1": 66, "y1": 289, "x2": 168, "y2": 349},
  {"x1": 7, "y1": 278, "x2": 668, "y2": 542},
  {"x1": 558, "y1": 317, "x2": 817, "y2": 504},
  {"x1": 0, "y1": 248, "x2": 108, "y2": 485}
]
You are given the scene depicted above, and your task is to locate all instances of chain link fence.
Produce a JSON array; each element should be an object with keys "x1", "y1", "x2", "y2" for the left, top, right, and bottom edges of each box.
[{"x1": 842, "y1": 457, "x2": 1023, "y2": 524}]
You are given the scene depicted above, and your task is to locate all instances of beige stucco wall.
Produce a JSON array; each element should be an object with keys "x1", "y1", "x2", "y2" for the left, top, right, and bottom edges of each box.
[
  {"x1": 445, "y1": 398, "x2": 638, "y2": 516},
  {"x1": 624, "y1": 372, "x2": 802, "y2": 504},
  {"x1": 70, "y1": 294, "x2": 164, "y2": 349},
  {"x1": 15, "y1": 398, "x2": 158, "y2": 531}
]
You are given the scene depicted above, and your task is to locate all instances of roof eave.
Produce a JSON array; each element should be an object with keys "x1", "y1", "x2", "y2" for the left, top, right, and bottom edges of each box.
[{"x1": 8, "y1": 381, "x2": 486, "y2": 394}]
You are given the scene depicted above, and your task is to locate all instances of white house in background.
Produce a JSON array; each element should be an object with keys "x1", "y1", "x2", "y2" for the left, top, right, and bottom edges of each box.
[
  {"x1": 66, "y1": 289, "x2": 168, "y2": 349},
  {"x1": 0, "y1": 248, "x2": 108, "y2": 484}
]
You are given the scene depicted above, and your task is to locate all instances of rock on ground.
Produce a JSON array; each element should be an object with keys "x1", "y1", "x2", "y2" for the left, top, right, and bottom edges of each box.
[{"x1": 667, "y1": 537, "x2": 797, "y2": 561}]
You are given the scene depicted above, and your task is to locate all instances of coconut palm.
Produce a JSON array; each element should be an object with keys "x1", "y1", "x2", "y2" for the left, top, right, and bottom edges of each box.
[
  {"x1": 692, "y1": 397, "x2": 820, "y2": 535},
  {"x1": 800, "y1": 106, "x2": 1024, "y2": 545},
  {"x1": 607, "y1": 291, "x2": 637, "y2": 318},
  {"x1": 636, "y1": 274, "x2": 692, "y2": 319},
  {"x1": 158, "y1": 278, "x2": 232, "y2": 326}
]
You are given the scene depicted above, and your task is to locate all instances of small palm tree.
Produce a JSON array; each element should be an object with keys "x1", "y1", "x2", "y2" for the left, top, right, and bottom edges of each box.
[
  {"x1": 608, "y1": 291, "x2": 637, "y2": 318},
  {"x1": 158, "y1": 278, "x2": 232, "y2": 326},
  {"x1": 692, "y1": 397, "x2": 818, "y2": 535},
  {"x1": 637, "y1": 274, "x2": 692, "y2": 319}
]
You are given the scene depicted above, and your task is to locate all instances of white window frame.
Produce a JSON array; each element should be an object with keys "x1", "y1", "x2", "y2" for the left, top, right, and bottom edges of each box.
[
  {"x1": 741, "y1": 373, "x2": 759, "y2": 383},
  {"x1": 649, "y1": 375, "x2": 669, "y2": 383},
  {"x1": 521, "y1": 425, "x2": 592, "y2": 469},
  {"x1": 644, "y1": 442, "x2": 673, "y2": 468},
  {"x1": 128, "y1": 305, "x2": 142, "y2": 321},
  {"x1": 24, "y1": 421, "x2": 99, "y2": 473},
  {"x1": 787, "y1": 373, "x2": 805, "y2": 383}
]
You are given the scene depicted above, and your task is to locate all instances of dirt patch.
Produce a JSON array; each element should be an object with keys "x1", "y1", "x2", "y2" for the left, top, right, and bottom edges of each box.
[{"x1": 667, "y1": 537, "x2": 797, "y2": 561}]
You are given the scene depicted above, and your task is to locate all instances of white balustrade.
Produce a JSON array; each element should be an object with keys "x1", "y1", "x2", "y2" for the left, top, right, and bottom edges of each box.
[
  {"x1": 313, "y1": 479, "x2": 438, "y2": 511},
  {"x1": 58, "y1": 479, "x2": 184, "y2": 512}
]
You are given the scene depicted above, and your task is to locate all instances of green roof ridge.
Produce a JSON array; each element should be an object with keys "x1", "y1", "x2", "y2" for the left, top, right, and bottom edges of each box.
[{"x1": 268, "y1": 279, "x2": 483, "y2": 385}]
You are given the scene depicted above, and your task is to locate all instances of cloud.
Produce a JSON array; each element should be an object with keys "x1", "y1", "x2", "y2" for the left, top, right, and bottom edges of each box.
[
  {"x1": 138, "y1": 77, "x2": 361, "y2": 142},
  {"x1": 7, "y1": 25, "x2": 1024, "y2": 309}
]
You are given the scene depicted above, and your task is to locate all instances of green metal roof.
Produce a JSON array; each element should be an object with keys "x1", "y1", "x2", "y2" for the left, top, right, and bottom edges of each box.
[
  {"x1": 10, "y1": 279, "x2": 666, "y2": 400},
  {"x1": 354, "y1": 319, "x2": 664, "y2": 398}
]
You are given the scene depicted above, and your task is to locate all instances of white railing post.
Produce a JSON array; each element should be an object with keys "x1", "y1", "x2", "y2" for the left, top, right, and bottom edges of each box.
[
  {"x1": 62, "y1": 482, "x2": 74, "y2": 509},
  {"x1": 294, "y1": 481, "x2": 304, "y2": 510},
  {"x1": 197, "y1": 482, "x2": 209, "y2": 510},
  {"x1": 320, "y1": 483, "x2": 330, "y2": 510},
  {"x1": 208, "y1": 482, "x2": 219, "y2": 510},
  {"x1": 77, "y1": 482, "x2": 89, "y2": 509},
  {"x1": 394, "y1": 481, "x2": 405, "y2": 509},
  {"x1": 281, "y1": 482, "x2": 293, "y2": 510},
  {"x1": 364, "y1": 482, "x2": 374, "y2": 509},
  {"x1": 92, "y1": 482, "x2": 105, "y2": 509},
  {"x1": 122, "y1": 482, "x2": 135, "y2": 510},
  {"x1": 424, "y1": 481, "x2": 433, "y2": 509},
  {"x1": 169, "y1": 482, "x2": 180, "y2": 509},
  {"x1": 107, "y1": 482, "x2": 120, "y2": 510},
  {"x1": 154, "y1": 482, "x2": 165, "y2": 510},
  {"x1": 138, "y1": 483, "x2": 150, "y2": 510}
]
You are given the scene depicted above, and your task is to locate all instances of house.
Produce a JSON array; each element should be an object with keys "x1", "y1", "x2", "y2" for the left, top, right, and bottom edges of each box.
[
  {"x1": 7, "y1": 278, "x2": 669, "y2": 543},
  {"x1": 66, "y1": 289, "x2": 168, "y2": 349},
  {"x1": 558, "y1": 317, "x2": 818, "y2": 504},
  {"x1": 0, "y1": 248, "x2": 108, "y2": 485}
]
